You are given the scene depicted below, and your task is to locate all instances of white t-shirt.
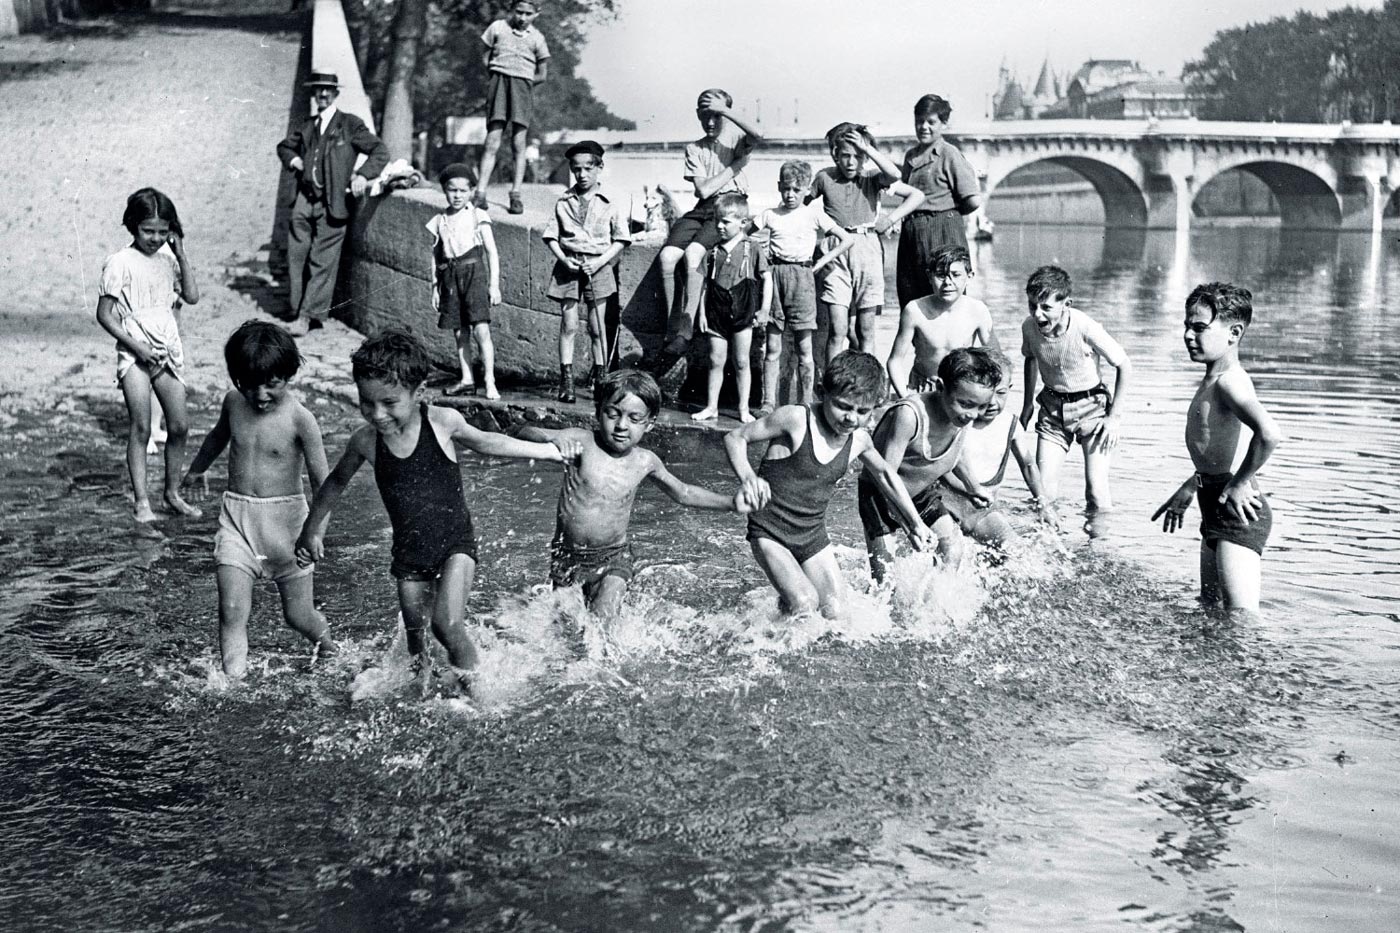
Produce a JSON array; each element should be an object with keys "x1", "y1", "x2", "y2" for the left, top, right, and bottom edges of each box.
[
  {"x1": 752, "y1": 204, "x2": 841, "y2": 262},
  {"x1": 426, "y1": 206, "x2": 490, "y2": 260}
]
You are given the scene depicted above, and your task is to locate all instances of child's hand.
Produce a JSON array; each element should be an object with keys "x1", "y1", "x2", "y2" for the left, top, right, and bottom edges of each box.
[
  {"x1": 489, "y1": 285, "x2": 502, "y2": 306},
  {"x1": 1036, "y1": 498, "x2": 1062, "y2": 530},
  {"x1": 699, "y1": 90, "x2": 730, "y2": 115},
  {"x1": 579, "y1": 256, "x2": 603, "y2": 276},
  {"x1": 134, "y1": 342, "x2": 164, "y2": 368},
  {"x1": 166, "y1": 232, "x2": 186, "y2": 255},
  {"x1": 732, "y1": 488, "x2": 756, "y2": 514},
  {"x1": 1220, "y1": 480, "x2": 1262, "y2": 523},
  {"x1": 873, "y1": 216, "x2": 894, "y2": 236},
  {"x1": 1019, "y1": 404, "x2": 1035, "y2": 429},
  {"x1": 551, "y1": 436, "x2": 584, "y2": 461},
  {"x1": 907, "y1": 524, "x2": 936, "y2": 552},
  {"x1": 740, "y1": 475, "x2": 771, "y2": 512},
  {"x1": 963, "y1": 484, "x2": 991, "y2": 510},
  {"x1": 181, "y1": 471, "x2": 210, "y2": 501},
  {"x1": 1151, "y1": 483, "x2": 1196, "y2": 533},
  {"x1": 350, "y1": 175, "x2": 369, "y2": 198},
  {"x1": 295, "y1": 531, "x2": 323, "y2": 566},
  {"x1": 1091, "y1": 413, "x2": 1122, "y2": 451}
]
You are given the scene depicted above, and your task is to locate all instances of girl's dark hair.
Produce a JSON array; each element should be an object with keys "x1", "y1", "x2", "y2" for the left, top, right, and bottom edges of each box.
[
  {"x1": 595, "y1": 368, "x2": 662, "y2": 418},
  {"x1": 225, "y1": 320, "x2": 302, "y2": 389},
  {"x1": 122, "y1": 187, "x2": 183, "y2": 238},
  {"x1": 351, "y1": 328, "x2": 431, "y2": 387}
]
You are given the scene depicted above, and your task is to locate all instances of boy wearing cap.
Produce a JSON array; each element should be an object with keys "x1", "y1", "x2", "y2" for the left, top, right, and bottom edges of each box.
[
  {"x1": 276, "y1": 71, "x2": 389, "y2": 337},
  {"x1": 542, "y1": 140, "x2": 630, "y2": 402},
  {"x1": 478, "y1": 0, "x2": 551, "y2": 215}
]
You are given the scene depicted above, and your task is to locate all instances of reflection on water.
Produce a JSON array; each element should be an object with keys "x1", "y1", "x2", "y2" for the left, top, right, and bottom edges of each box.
[{"x1": 1, "y1": 226, "x2": 1398, "y2": 931}]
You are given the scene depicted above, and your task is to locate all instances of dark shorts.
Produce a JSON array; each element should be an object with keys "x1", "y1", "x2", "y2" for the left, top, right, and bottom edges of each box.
[
  {"x1": 550, "y1": 535, "x2": 635, "y2": 597},
  {"x1": 1198, "y1": 473, "x2": 1273, "y2": 555},
  {"x1": 857, "y1": 472, "x2": 947, "y2": 540},
  {"x1": 436, "y1": 251, "x2": 491, "y2": 330},
  {"x1": 702, "y1": 292, "x2": 757, "y2": 339},
  {"x1": 546, "y1": 255, "x2": 619, "y2": 303},
  {"x1": 390, "y1": 537, "x2": 478, "y2": 582},
  {"x1": 663, "y1": 199, "x2": 723, "y2": 251},
  {"x1": 896, "y1": 209, "x2": 967, "y2": 308},
  {"x1": 485, "y1": 72, "x2": 534, "y2": 129},
  {"x1": 769, "y1": 261, "x2": 817, "y2": 332},
  {"x1": 746, "y1": 513, "x2": 829, "y2": 566}
]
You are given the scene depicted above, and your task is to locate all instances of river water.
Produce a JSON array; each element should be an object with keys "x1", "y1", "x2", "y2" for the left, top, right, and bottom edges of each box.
[{"x1": 1, "y1": 224, "x2": 1396, "y2": 931}]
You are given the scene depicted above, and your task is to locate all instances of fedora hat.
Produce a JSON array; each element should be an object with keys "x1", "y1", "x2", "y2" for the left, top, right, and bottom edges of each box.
[{"x1": 304, "y1": 71, "x2": 340, "y2": 89}]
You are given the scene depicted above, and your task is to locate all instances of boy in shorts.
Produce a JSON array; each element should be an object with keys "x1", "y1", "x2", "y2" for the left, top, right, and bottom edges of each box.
[
  {"x1": 691, "y1": 193, "x2": 769, "y2": 423},
  {"x1": 885, "y1": 244, "x2": 1000, "y2": 398},
  {"x1": 295, "y1": 330, "x2": 579, "y2": 693},
  {"x1": 429, "y1": 163, "x2": 500, "y2": 399},
  {"x1": 182, "y1": 321, "x2": 336, "y2": 677},
  {"x1": 1019, "y1": 265, "x2": 1131, "y2": 515},
  {"x1": 518, "y1": 369, "x2": 753, "y2": 618},
  {"x1": 750, "y1": 160, "x2": 854, "y2": 409},
  {"x1": 477, "y1": 0, "x2": 550, "y2": 215},
  {"x1": 1152, "y1": 283, "x2": 1282, "y2": 612},
  {"x1": 651, "y1": 88, "x2": 765, "y2": 380},
  {"x1": 542, "y1": 140, "x2": 630, "y2": 403},
  {"x1": 809, "y1": 123, "x2": 926, "y2": 359}
]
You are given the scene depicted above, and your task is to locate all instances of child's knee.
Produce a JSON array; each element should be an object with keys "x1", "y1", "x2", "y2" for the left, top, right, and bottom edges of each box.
[
  {"x1": 659, "y1": 245, "x2": 683, "y2": 272},
  {"x1": 683, "y1": 243, "x2": 707, "y2": 268},
  {"x1": 732, "y1": 351, "x2": 751, "y2": 373},
  {"x1": 163, "y1": 413, "x2": 190, "y2": 440},
  {"x1": 707, "y1": 342, "x2": 727, "y2": 366}
]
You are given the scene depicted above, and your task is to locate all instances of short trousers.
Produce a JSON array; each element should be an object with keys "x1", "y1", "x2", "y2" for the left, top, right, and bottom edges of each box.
[
  {"x1": 115, "y1": 307, "x2": 185, "y2": 385},
  {"x1": 896, "y1": 209, "x2": 967, "y2": 308},
  {"x1": 1198, "y1": 473, "x2": 1273, "y2": 555},
  {"x1": 391, "y1": 539, "x2": 477, "y2": 582},
  {"x1": 817, "y1": 230, "x2": 885, "y2": 311},
  {"x1": 1034, "y1": 385, "x2": 1110, "y2": 451},
  {"x1": 546, "y1": 254, "x2": 619, "y2": 303},
  {"x1": 701, "y1": 285, "x2": 758, "y2": 339},
  {"x1": 769, "y1": 261, "x2": 817, "y2": 332},
  {"x1": 437, "y1": 250, "x2": 491, "y2": 330},
  {"x1": 663, "y1": 200, "x2": 723, "y2": 251},
  {"x1": 746, "y1": 514, "x2": 830, "y2": 566},
  {"x1": 857, "y1": 472, "x2": 947, "y2": 540},
  {"x1": 485, "y1": 71, "x2": 534, "y2": 129},
  {"x1": 937, "y1": 482, "x2": 1016, "y2": 546},
  {"x1": 550, "y1": 535, "x2": 635, "y2": 594},
  {"x1": 213, "y1": 491, "x2": 312, "y2": 583}
]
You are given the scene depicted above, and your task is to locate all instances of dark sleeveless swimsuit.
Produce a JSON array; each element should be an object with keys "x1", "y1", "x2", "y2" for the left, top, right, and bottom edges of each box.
[
  {"x1": 745, "y1": 408, "x2": 854, "y2": 564},
  {"x1": 374, "y1": 404, "x2": 477, "y2": 580},
  {"x1": 858, "y1": 397, "x2": 962, "y2": 538}
]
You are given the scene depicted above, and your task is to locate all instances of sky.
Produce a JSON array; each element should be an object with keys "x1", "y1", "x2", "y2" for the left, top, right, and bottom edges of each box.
[{"x1": 576, "y1": 0, "x2": 1380, "y2": 137}]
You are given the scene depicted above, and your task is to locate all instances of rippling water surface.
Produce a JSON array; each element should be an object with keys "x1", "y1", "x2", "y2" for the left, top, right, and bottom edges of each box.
[{"x1": 1, "y1": 225, "x2": 1397, "y2": 931}]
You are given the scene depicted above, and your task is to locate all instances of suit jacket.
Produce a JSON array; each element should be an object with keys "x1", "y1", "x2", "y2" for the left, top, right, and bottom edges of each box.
[{"x1": 277, "y1": 110, "x2": 390, "y2": 221}]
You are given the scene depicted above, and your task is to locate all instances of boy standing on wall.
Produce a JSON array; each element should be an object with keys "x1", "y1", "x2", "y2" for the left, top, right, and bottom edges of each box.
[{"x1": 477, "y1": 0, "x2": 551, "y2": 215}]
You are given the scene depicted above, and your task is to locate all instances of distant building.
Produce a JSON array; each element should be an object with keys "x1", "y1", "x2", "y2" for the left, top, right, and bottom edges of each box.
[{"x1": 993, "y1": 58, "x2": 1205, "y2": 121}]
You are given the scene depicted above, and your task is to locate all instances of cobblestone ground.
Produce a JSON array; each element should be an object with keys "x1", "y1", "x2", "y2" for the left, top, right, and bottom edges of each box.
[{"x1": 0, "y1": 5, "x2": 363, "y2": 420}]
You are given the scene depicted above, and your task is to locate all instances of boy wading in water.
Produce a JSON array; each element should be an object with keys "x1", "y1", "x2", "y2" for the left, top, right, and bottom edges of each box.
[{"x1": 1153, "y1": 283, "x2": 1282, "y2": 613}]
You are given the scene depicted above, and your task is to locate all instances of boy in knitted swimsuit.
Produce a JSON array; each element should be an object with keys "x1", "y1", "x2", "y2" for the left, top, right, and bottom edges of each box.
[
  {"x1": 725, "y1": 351, "x2": 934, "y2": 618},
  {"x1": 296, "y1": 330, "x2": 580, "y2": 693}
]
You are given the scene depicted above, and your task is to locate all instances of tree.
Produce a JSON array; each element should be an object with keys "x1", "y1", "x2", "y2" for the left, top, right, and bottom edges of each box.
[{"x1": 379, "y1": 0, "x2": 428, "y2": 159}]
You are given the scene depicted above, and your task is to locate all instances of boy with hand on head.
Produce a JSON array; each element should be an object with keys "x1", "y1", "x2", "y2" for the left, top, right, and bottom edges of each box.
[
  {"x1": 886, "y1": 244, "x2": 1000, "y2": 398},
  {"x1": 809, "y1": 123, "x2": 926, "y2": 358},
  {"x1": 182, "y1": 321, "x2": 336, "y2": 678},
  {"x1": 860, "y1": 347, "x2": 1000, "y2": 581},
  {"x1": 518, "y1": 369, "x2": 754, "y2": 618},
  {"x1": 542, "y1": 140, "x2": 631, "y2": 403},
  {"x1": 295, "y1": 330, "x2": 581, "y2": 694},
  {"x1": 652, "y1": 88, "x2": 764, "y2": 380},
  {"x1": 1153, "y1": 283, "x2": 1282, "y2": 613},
  {"x1": 1019, "y1": 265, "x2": 1131, "y2": 517},
  {"x1": 750, "y1": 160, "x2": 854, "y2": 410},
  {"x1": 897, "y1": 94, "x2": 984, "y2": 308},
  {"x1": 725, "y1": 351, "x2": 935, "y2": 619},
  {"x1": 691, "y1": 193, "x2": 770, "y2": 424},
  {"x1": 478, "y1": 0, "x2": 550, "y2": 215},
  {"x1": 430, "y1": 163, "x2": 500, "y2": 399}
]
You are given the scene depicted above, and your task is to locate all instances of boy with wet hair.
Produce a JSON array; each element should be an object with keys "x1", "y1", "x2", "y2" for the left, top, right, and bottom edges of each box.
[
  {"x1": 652, "y1": 88, "x2": 765, "y2": 381},
  {"x1": 886, "y1": 243, "x2": 1000, "y2": 398},
  {"x1": 518, "y1": 369, "x2": 753, "y2": 618},
  {"x1": 542, "y1": 139, "x2": 630, "y2": 402},
  {"x1": 477, "y1": 0, "x2": 550, "y2": 214},
  {"x1": 897, "y1": 93, "x2": 984, "y2": 307},
  {"x1": 750, "y1": 159, "x2": 854, "y2": 409},
  {"x1": 296, "y1": 330, "x2": 579, "y2": 694},
  {"x1": 860, "y1": 347, "x2": 1000, "y2": 580},
  {"x1": 1019, "y1": 265, "x2": 1131, "y2": 516},
  {"x1": 182, "y1": 320, "x2": 336, "y2": 677},
  {"x1": 725, "y1": 350, "x2": 934, "y2": 618},
  {"x1": 1153, "y1": 283, "x2": 1282, "y2": 612},
  {"x1": 809, "y1": 122, "x2": 926, "y2": 358}
]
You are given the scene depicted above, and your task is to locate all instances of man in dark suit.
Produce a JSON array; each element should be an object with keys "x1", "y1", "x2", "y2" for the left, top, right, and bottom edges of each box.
[{"x1": 276, "y1": 71, "x2": 390, "y2": 336}]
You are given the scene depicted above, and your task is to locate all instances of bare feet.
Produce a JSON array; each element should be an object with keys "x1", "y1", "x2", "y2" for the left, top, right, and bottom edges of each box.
[
  {"x1": 133, "y1": 499, "x2": 158, "y2": 523},
  {"x1": 310, "y1": 636, "x2": 338, "y2": 668},
  {"x1": 483, "y1": 384, "x2": 501, "y2": 401},
  {"x1": 442, "y1": 381, "x2": 476, "y2": 397},
  {"x1": 691, "y1": 407, "x2": 718, "y2": 422},
  {"x1": 738, "y1": 410, "x2": 756, "y2": 424},
  {"x1": 285, "y1": 316, "x2": 311, "y2": 337},
  {"x1": 164, "y1": 490, "x2": 203, "y2": 518}
]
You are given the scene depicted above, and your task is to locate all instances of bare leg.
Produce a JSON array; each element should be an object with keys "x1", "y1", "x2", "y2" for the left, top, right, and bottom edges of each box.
[
  {"x1": 761, "y1": 326, "x2": 783, "y2": 410},
  {"x1": 692, "y1": 335, "x2": 726, "y2": 421},
  {"x1": 509, "y1": 124, "x2": 529, "y2": 192},
  {"x1": 750, "y1": 538, "x2": 821, "y2": 616},
  {"x1": 732, "y1": 327, "x2": 754, "y2": 422},
  {"x1": 799, "y1": 546, "x2": 848, "y2": 619},
  {"x1": 1082, "y1": 441, "x2": 1114, "y2": 512},
  {"x1": 216, "y1": 565, "x2": 255, "y2": 677},
  {"x1": 1035, "y1": 436, "x2": 1071, "y2": 504},
  {"x1": 586, "y1": 299, "x2": 608, "y2": 369},
  {"x1": 793, "y1": 331, "x2": 816, "y2": 403},
  {"x1": 1198, "y1": 540, "x2": 1221, "y2": 608},
  {"x1": 119, "y1": 366, "x2": 156, "y2": 521},
  {"x1": 150, "y1": 371, "x2": 199, "y2": 517},
  {"x1": 453, "y1": 327, "x2": 475, "y2": 390},
  {"x1": 866, "y1": 532, "x2": 897, "y2": 583},
  {"x1": 477, "y1": 122, "x2": 506, "y2": 199},
  {"x1": 680, "y1": 241, "x2": 708, "y2": 343},
  {"x1": 931, "y1": 514, "x2": 965, "y2": 567},
  {"x1": 558, "y1": 300, "x2": 579, "y2": 368},
  {"x1": 277, "y1": 572, "x2": 334, "y2": 661},
  {"x1": 472, "y1": 322, "x2": 498, "y2": 398},
  {"x1": 431, "y1": 554, "x2": 479, "y2": 673},
  {"x1": 397, "y1": 578, "x2": 436, "y2": 696},
  {"x1": 1215, "y1": 541, "x2": 1262, "y2": 613},
  {"x1": 852, "y1": 307, "x2": 879, "y2": 353},
  {"x1": 823, "y1": 301, "x2": 849, "y2": 366},
  {"x1": 587, "y1": 573, "x2": 629, "y2": 620},
  {"x1": 658, "y1": 245, "x2": 685, "y2": 352}
]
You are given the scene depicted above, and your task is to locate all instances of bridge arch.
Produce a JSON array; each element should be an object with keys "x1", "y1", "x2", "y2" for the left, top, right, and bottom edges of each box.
[
  {"x1": 1193, "y1": 161, "x2": 1341, "y2": 229},
  {"x1": 984, "y1": 155, "x2": 1149, "y2": 227}
]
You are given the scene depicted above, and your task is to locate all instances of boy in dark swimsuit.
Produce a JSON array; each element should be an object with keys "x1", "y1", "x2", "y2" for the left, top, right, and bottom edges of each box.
[
  {"x1": 725, "y1": 351, "x2": 934, "y2": 618},
  {"x1": 296, "y1": 330, "x2": 580, "y2": 693}
]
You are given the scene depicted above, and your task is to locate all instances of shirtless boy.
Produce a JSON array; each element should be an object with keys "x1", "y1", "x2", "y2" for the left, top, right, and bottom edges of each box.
[
  {"x1": 886, "y1": 244, "x2": 999, "y2": 398},
  {"x1": 1152, "y1": 283, "x2": 1282, "y2": 612},
  {"x1": 519, "y1": 369, "x2": 752, "y2": 617}
]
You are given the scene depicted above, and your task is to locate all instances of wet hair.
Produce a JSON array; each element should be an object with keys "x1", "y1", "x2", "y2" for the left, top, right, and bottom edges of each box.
[
  {"x1": 438, "y1": 163, "x2": 477, "y2": 188},
  {"x1": 938, "y1": 347, "x2": 1002, "y2": 392},
  {"x1": 826, "y1": 122, "x2": 874, "y2": 157},
  {"x1": 595, "y1": 369, "x2": 662, "y2": 418},
  {"x1": 225, "y1": 320, "x2": 302, "y2": 388},
  {"x1": 351, "y1": 329, "x2": 431, "y2": 388},
  {"x1": 696, "y1": 88, "x2": 733, "y2": 112},
  {"x1": 564, "y1": 140, "x2": 605, "y2": 163},
  {"x1": 914, "y1": 94, "x2": 953, "y2": 122},
  {"x1": 778, "y1": 160, "x2": 813, "y2": 189},
  {"x1": 823, "y1": 350, "x2": 886, "y2": 404},
  {"x1": 122, "y1": 187, "x2": 184, "y2": 238},
  {"x1": 1025, "y1": 265, "x2": 1072, "y2": 306},
  {"x1": 1186, "y1": 281, "x2": 1253, "y2": 328},
  {"x1": 713, "y1": 191, "x2": 749, "y2": 220},
  {"x1": 928, "y1": 244, "x2": 972, "y2": 277},
  {"x1": 984, "y1": 347, "x2": 1015, "y2": 386}
]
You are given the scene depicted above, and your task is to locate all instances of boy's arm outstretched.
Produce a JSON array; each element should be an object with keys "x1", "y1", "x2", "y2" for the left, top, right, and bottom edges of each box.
[
  {"x1": 181, "y1": 393, "x2": 233, "y2": 499},
  {"x1": 853, "y1": 432, "x2": 936, "y2": 551},
  {"x1": 725, "y1": 407, "x2": 807, "y2": 509},
  {"x1": 647, "y1": 453, "x2": 751, "y2": 512},
  {"x1": 810, "y1": 219, "x2": 854, "y2": 274},
  {"x1": 296, "y1": 428, "x2": 372, "y2": 565},
  {"x1": 447, "y1": 409, "x2": 582, "y2": 461},
  {"x1": 1008, "y1": 431, "x2": 1057, "y2": 524}
]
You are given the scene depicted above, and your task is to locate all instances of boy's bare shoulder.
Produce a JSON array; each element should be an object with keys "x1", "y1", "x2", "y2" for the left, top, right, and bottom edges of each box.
[
  {"x1": 958, "y1": 294, "x2": 991, "y2": 316},
  {"x1": 348, "y1": 423, "x2": 378, "y2": 459},
  {"x1": 1213, "y1": 365, "x2": 1259, "y2": 403}
]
